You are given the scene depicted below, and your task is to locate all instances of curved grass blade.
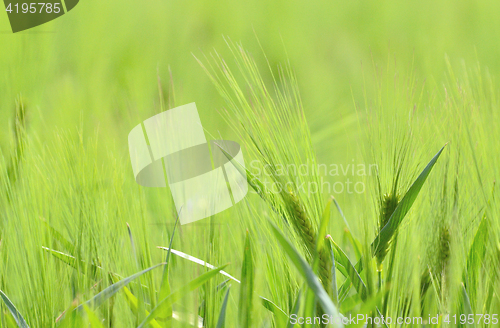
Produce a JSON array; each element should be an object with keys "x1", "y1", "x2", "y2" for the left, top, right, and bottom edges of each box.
[
  {"x1": 42, "y1": 247, "x2": 102, "y2": 281},
  {"x1": 216, "y1": 287, "x2": 231, "y2": 328},
  {"x1": 260, "y1": 296, "x2": 288, "y2": 327},
  {"x1": 137, "y1": 265, "x2": 227, "y2": 328},
  {"x1": 372, "y1": 145, "x2": 446, "y2": 259},
  {"x1": 121, "y1": 286, "x2": 162, "y2": 328},
  {"x1": 158, "y1": 246, "x2": 288, "y2": 320},
  {"x1": 77, "y1": 263, "x2": 165, "y2": 310},
  {"x1": 239, "y1": 231, "x2": 254, "y2": 328},
  {"x1": 338, "y1": 260, "x2": 363, "y2": 302},
  {"x1": 157, "y1": 247, "x2": 240, "y2": 283},
  {"x1": 0, "y1": 290, "x2": 29, "y2": 328},
  {"x1": 269, "y1": 223, "x2": 343, "y2": 327},
  {"x1": 82, "y1": 304, "x2": 105, "y2": 328},
  {"x1": 56, "y1": 300, "x2": 83, "y2": 328},
  {"x1": 328, "y1": 236, "x2": 367, "y2": 301},
  {"x1": 40, "y1": 218, "x2": 75, "y2": 254}
]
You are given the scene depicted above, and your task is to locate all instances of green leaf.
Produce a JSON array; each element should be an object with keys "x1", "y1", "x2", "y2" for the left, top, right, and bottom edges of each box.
[
  {"x1": 55, "y1": 300, "x2": 84, "y2": 328},
  {"x1": 328, "y1": 237, "x2": 367, "y2": 301},
  {"x1": 157, "y1": 211, "x2": 180, "y2": 325},
  {"x1": 337, "y1": 260, "x2": 363, "y2": 302},
  {"x1": 157, "y1": 247, "x2": 240, "y2": 282},
  {"x1": 137, "y1": 265, "x2": 227, "y2": 328},
  {"x1": 239, "y1": 231, "x2": 254, "y2": 328},
  {"x1": 269, "y1": 223, "x2": 343, "y2": 328},
  {"x1": 260, "y1": 296, "x2": 288, "y2": 327},
  {"x1": 82, "y1": 304, "x2": 105, "y2": 328},
  {"x1": 462, "y1": 284, "x2": 475, "y2": 328},
  {"x1": 77, "y1": 263, "x2": 165, "y2": 311},
  {"x1": 467, "y1": 215, "x2": 489, "y2": 271},
  {"x1": 40, "y1": 218, "x2": 75, "y2": 254},
  {"x1": 343, "y1": 229, "x2": 362, "y2": 261},
  {"x1": 216, "y1": 287, "x2": 231, "y2": 328},
  {"x1": 0, "y1": 290, "x2": 29, "y2": 328},
  {"x1": 303, "y1": 287, "x2": 316, "y2": 327},
  {"x1": 287, "y1": 290, "x2": 301, "y2": 328},
  {"x1": 349, "y1": 291, "x2": 385, "y2": 328},
  {"x1": 331, "y1": 249, "x2": 339, "y2": 307},
  {"x1": 121, "y1": 286, "x2": 163, "y2": 328},
  {"x1": 317, "y1": 197, "x2": 333, "y2": 253},
  {"x1": 42, "y1": 247, "x2": 102, "y2": 281},
  {"x1": 372, "y1": 145, "x2": 446, "y2": 259}
]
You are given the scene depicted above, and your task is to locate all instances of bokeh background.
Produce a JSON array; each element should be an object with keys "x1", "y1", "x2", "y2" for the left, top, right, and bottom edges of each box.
[{"x1": 2, "y1": 0, "x2": 500, "y2": 159}]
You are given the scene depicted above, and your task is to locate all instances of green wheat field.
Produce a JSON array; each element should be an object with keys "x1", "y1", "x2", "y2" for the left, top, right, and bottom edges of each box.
[{"x1": 1, "y1": 1, "x2": 500, "y2": 327}]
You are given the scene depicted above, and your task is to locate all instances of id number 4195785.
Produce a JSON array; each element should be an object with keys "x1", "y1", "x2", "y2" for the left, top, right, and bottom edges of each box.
[{"x1": 6, "y1": 3, "x2": 61, "y2": 14}]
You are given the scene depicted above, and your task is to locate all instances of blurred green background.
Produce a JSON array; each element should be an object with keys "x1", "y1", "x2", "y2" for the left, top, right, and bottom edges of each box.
[{"x1": 2, "y1": 0, "x2": 500, "y2": 158}]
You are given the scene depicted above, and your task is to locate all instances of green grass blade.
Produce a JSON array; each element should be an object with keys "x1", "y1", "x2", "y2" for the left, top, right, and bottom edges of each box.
[
  {"x1": 42, "y1": 247, "x2": 102, "y2": 281},
  {"x1": 40, "y1": 218, "x2": 75, "y2": 254},
  {"x1": 121, "y1": 286, "x2": 163, "y2": 328},
  {"x1": 332, "y1": 198, "x2": 361, "y2": 259},
  {"x1": 77, "y1": 263, "x2": 165, "y2": 310},
  {"x1": 157, "y1": 247, "x2": 240, "y2": 282},
  {"x1": 157, "y1": 211, "x2": 180, "y2": 325},
  {"x1": 216, "y1": 287, "x2": 231, "y2": 328},
  {"x1": 303, "y1": 287, "x2": 316, "y2": 326},
  {"x1": 332, "y1": 197, "x2": 351, "y2": 231},
  {"x1": 372, "y1": 145, "x2": 447, "y2": 258},
  {"x1": 42, "y1": 247, "x2": 80, "y2": 269},
  {"x1": 137, "y1": 265, "x2": 227, "y2": 328},
  {"x1": 462, "y1": 283, "x2": 476, "y2": 328},
  {"x1": 287, "y1": 290, "x2": 302, "y2": 328},
  {"x1": 214, "y1": 142, "x2": 267, "y2": 197},
  {"x1": 56, "y1": 301, "x2": 84, "y2": 328},
  {"x1": 331, "y1": 249, "x2": 339, "y2": 306},
  {"x1": 82, "y1": 304, "x2": 105, "y2": 328},
  {"x1": 239, "y1": 231, "x2": 254, "y2": 328},
  {"x1": 350, "y1": 291, "x2": 385, "y2": 328},
  {"x1": 317, "y1": 197, "x2": 333, "y2": 253},
  {"x1": 337, "y1": 260, "x2": 363, "y2": 302},
  {"x1": 467, "y1": 215, "x2": 489, "y2": 269},
  {"x1": 213, "y1": 142, "x2": 281, "y2": 213},
  {"x1": 328, "y1": 237, "x2": 367, "y2": 301},
  {"x1": 260, "y1": 296, "x2": 288, "y2": 327},
  {"x1": 0, "y1": 290, "x2": 29, "y2": 328},
  {"x1": 269, "y1": 223, "x2": 343, "y2": 327},
  {"x1": 159, "y1": 211, "x2": 180, "y2": 301}
]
